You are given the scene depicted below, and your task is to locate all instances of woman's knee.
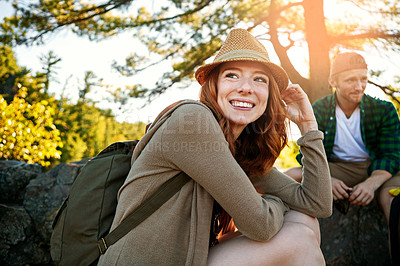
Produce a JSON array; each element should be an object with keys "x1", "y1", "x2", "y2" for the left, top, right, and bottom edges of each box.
[
  {"x1": 284, "y1": 210, "x2": 321, "y2": 244},
  {"x1": 277, "y1": 218, "x2": 325, "y2": 265},
  {"x1": 283, "y1": 167, "x2": 303, "y2": 182},
  {"x1": 208, "y1": 215, "x2": 324, "y2": 266}
]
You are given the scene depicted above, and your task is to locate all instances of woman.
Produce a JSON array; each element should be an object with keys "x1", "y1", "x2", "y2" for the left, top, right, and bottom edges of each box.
[{"x1": 98, "y1": 28, "x2": 332, "y2": 265}]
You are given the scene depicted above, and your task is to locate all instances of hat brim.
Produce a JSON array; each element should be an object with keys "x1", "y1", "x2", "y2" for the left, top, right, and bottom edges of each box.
[{"x1": 195, "y1": 58, "x2": 289, "y2": 92}]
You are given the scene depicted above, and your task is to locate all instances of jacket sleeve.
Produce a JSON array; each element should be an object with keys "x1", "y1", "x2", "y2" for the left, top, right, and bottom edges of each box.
[
  {"x1": 252, "y1": 130, "x2": 332, "y2": 218},
  {"x1": 296, "y1": 99, "x2": 328, "y2": 165},
  {"x1": 160, "y1": 104, "x2": 289, "y2": 241}
]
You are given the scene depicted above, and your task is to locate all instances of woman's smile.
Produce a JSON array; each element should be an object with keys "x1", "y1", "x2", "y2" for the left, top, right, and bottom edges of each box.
[{"x1": 230, "y1": 99, "x2": 255, "y2": 109}]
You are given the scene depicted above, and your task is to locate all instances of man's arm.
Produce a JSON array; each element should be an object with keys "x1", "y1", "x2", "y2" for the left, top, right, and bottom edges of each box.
[{"x1": 367, "y1": 102, "x2": 400, "y2": 176}]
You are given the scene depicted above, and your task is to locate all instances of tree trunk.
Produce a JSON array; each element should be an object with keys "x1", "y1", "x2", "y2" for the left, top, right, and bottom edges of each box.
[
  {"x1": 269, "y1": 0, "x2": 332, "y2": 103},
  {"x1": 303, "y1": 0, "x2": 332, "y2": 103},
  {"x1": 268, "y1": 1, "x2": 311, "y2": 94}
]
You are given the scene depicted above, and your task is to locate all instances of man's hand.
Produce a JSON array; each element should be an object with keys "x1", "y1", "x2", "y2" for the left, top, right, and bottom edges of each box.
[
  {"x1": 348, "y1": 170, "x2": 392, "y2": 206},
  {"x1": 331, "y1": 177, "x2": 352, "y2": 201},
  {"x1": 348, "y1": 181, "x2": 375, "y2": 206}
]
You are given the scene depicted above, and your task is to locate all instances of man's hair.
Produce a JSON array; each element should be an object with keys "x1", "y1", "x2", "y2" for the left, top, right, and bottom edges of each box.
[{"x1": 330, "y1": 52, "x2": 368, "y2": 78}]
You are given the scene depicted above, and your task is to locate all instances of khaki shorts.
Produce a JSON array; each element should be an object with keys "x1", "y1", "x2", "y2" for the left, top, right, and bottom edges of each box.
[{"x1": 329, "y1": 160, "x2": 400, "y2": 190}]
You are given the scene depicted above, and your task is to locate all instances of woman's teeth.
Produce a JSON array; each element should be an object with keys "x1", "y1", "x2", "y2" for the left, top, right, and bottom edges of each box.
[{"x1": 231, "y1": 101, "x2": 253, "y2": 108}]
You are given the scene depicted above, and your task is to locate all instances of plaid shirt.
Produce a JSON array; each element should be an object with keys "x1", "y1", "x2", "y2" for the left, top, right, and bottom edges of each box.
[{"x1": 297, "y1": 93, "x2": 400, "y2": 176}]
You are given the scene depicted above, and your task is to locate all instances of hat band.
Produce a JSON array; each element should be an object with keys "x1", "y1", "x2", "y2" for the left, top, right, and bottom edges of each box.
[{"x1": 215, "y1": 49, "x2": 270, "y2": 63}]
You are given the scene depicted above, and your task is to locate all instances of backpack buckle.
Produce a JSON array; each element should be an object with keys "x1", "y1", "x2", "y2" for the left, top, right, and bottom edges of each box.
[{"x1": 97, "y1": 238, "x2": 108, "y2": 254}]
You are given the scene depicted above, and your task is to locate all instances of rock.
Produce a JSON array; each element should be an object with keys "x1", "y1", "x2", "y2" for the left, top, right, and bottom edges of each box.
[
  {"x1": 319, "y1": 200, "x2": 391, "y2": 266},
  {"x1": 24, "y1": 162, "x2": 83, "y2": 241},
  {"x1": 0, "y1": 204, "x2": 51, "y2": 266},
  {"x1": 0, "y1": 160, "x2": 43, "y2": 204},
  {"x1": 0, "y1": 159, "x2": 393, "y2": 265},
  {"x1": 0, "y1": 160, "x2": 85, "y2": 266}
]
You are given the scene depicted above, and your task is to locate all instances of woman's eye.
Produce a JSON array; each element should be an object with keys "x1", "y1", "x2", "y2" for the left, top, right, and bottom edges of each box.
[
  {"x1": 255, "y1": 77, "x2": 267, "y2": 83},
  {"x1": 226, "y1": 73, "x2": 238, "y2": 79}
]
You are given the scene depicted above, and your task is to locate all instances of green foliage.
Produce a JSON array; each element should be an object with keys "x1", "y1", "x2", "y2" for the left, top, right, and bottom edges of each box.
[
  {"x1": 117, "y1": 121, "x2": 147, "y2": 141},
  {"x1": 275, "y1": 141, "x2": 301, "y2": 170},
  {"x1": 0, "y1": 47, "x2": 65, "y2": 167},
  {"x1": 1, "y1": 0, "x2": 399, "y2": 165},
  {"x1": 3, "y1": 0, "x2": 397, "y2": 103},
  {"x1": 55, "y1": 101, "x2": 146, "y2": 162},
  {"x1": 0, "y1": 92, "x2": 62, "y2": 167},
  {"x1": 39, "y1": 50, "x2": 61, "y2": 93},
  {"x1": 60, "y1": 131, "x2": 88, "y2": 163},
  {"x1": 0, "y1": 45, "x2": 146, "y2": 166},
  {"x1": 78, "y1": 71, "x2": 100, "y2": 102},
  {"x1": 369, "y1": 71, "x2": 400, "y2": 115},
  {"x1": 0, "y1": 45, "x2": 29, "y2": 102},
  {"x1": 0, "y1": 48, "x2": 60, "y2": 106},
  {"x1": 0, "y1": 45, "x2": 21, "y2": 77}
]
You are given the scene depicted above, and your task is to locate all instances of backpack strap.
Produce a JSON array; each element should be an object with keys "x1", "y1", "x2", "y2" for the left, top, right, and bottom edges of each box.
[{"x1": 97, "y1": 171, "x2": 191, "y2": 254}]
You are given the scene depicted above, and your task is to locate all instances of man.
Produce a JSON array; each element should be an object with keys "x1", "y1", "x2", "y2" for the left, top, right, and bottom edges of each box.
[{"x1": 284, "y1": 51, "x2": 400, "y2": 259}]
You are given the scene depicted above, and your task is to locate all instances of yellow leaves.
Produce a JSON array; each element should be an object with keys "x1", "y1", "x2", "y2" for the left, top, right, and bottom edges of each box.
[
  {"x1": 274, "y1": 141, "x2": 301, "y2": 170},
  {"x1": 41, "y1": 99, "x2": 49, "y2": 105},
  {"x1": 138, "y1": 7, "x2": 151, "y2": 17},
  {"x1": 389, "y1": 188, "x2": 400, "y2": 196},
  {"x1": 146, "y1": 40, "x2": 165, "y2": 54},
  {"x1": 0, "y1": 95, "x2": 62, "y2": 167}
]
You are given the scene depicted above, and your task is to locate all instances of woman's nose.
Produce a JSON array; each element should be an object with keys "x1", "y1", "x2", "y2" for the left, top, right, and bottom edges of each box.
[{"x1": 238, "y1": 78, "x2": 253, "y2": 94}]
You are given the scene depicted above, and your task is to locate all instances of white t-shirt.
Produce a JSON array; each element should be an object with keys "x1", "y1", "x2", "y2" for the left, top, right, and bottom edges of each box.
[{"x1": 332, "y1": 105, "x2": 370, "y2": 161}]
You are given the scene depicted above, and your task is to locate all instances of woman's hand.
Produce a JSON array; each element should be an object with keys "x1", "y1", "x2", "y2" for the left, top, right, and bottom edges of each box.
[{"x1": 281, "y1": 84, "x2": 318, "y2": 135}]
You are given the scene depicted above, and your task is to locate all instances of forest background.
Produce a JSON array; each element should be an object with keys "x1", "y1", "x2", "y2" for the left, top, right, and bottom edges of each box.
[{"x1": 0, "y1": 0, "x2": 399, "y2": 169}]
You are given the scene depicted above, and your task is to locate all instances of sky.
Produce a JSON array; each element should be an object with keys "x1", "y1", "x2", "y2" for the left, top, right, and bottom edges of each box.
[
  {"x1": 1, "y1": 1, "x2": 399, "y2": 141},
  {"x1": 0, "y1": 1, "x2": 201, "y2": 124}
]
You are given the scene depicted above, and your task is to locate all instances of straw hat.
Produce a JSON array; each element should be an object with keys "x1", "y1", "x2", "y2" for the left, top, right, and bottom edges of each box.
[
  {"x1": 330, "y1": 52, "x2": 368, "y2": 78},
  {"x1": 195, "y1": 28, "x2": 289, "y2": 92}
]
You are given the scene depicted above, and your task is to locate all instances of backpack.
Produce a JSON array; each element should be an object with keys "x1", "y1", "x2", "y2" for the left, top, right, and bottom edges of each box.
[{"x1": 50, "y1": 140, "x2": 190, "y2": 266}]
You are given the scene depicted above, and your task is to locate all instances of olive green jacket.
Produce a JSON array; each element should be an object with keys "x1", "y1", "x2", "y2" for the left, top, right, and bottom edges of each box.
[{"x1": 98, "y1": 100, "x2": 332, "y2": 266}]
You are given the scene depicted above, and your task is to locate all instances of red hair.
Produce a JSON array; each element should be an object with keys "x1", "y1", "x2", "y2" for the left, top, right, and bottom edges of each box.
[{"x1": 199, "y1": 64, "x2": 288, "y2": 240}]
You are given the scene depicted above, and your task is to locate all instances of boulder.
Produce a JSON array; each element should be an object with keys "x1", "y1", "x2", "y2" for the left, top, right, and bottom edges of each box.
[
  {"x1": 0, "y1": 204, "x2": 51, "y2": 265},
  {"x1": 320, "y1": 200, "x2": 391, "y2": 265},
  {"x1": 0, "y1": 159, "x2": 394, "y2": 265},
  {"x1": 23, "y1": 163, "x2": 81, "y2": 241},
  {"x1": 0, "y1": 161, "x2": 43, "y2": 204},
  {"x1": 0, "y1": 160, "x2": 85, "y2": 266}
]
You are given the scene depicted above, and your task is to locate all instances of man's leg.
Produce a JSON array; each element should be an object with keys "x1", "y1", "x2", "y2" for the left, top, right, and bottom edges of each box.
[
  {"x1": 284, "y1": 161, "x2": 370, "y2": 185},
  {"x1": 328, "y1": 160, "x2": 370, "y2": 188},
  {"x1": 379, "y1": 186, "x2": 398, "y2": 222},
  {"x1": 378, "y1": 171, "x2": 400, "y2": 223},
  {"x1": 377, "y1": 171, "x2": 400, "y2": 264}
]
